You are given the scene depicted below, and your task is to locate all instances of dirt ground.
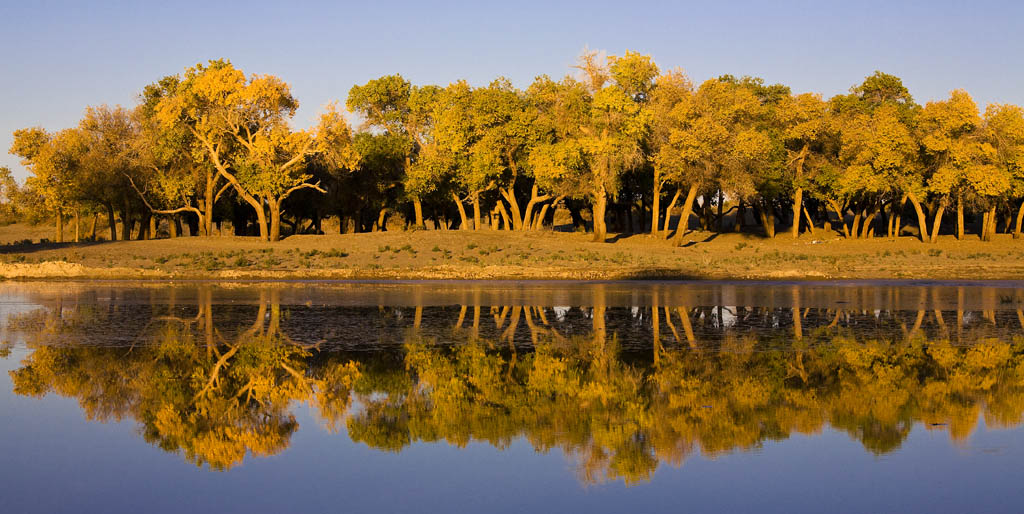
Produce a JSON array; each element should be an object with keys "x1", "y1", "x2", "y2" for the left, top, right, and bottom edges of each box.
[{"x1": 1, "y1": 222, "x2": 1024, "y2": 281}]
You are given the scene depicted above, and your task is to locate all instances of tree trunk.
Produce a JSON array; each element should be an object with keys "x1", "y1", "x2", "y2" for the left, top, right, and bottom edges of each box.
[
  {"x1": 716, "y1": 189, "x2": 724, "y2": 232},
  {"x1": 790, "y1": 147, "x2": 808, "y2": 238},
  {"x1": 452, "y1": 192, "x2": 469, "y2": 230},
  {"x1": 827, "y1": 199, "x2": 850, "y2": 238},
  {"x1": 490, "y1": 208, "x2": 501, "y2": 230},
  {"x1": 759, "y1": 200, "x2": 776, "y2": 238},
  {"x1": 735, "y1": 200, "x2": 746, "y2": 233},
  {"x1": 120, "y1": 195, "x2": 131, "y2": 241},
  {"x1": 860, "y1": 205, "x2": 878, "y2": 239},
  {"x1": 906, "y1": 192, "x2": 930, "y2": 243},
  {"x1": 254, "y1": 200, "x2": 269, "y2": 241},
  {"x1": 496, "y1": 202, "x2": 512, "y2": 231},
  {"x1": 929, "y1": 199, "x2": 946, "y2": 243},
  {"x1": 757, "y1": 205, "x2": 776, "y2": 238},
  {"x1": 186, "y1": 213, "x2": 199, "y2": 236},
  {"x1": 203, "y1": 170, "x2": 215, "y2": 237},
  {"x1": 500, "y1": 187, "x2": 523, "y2": 231},
  {"x1": 412, "y1": 198, "x2": 424, "y2": 229},
  {"x1": 89, "y1": 213, "x2": 98, "y2": 240},
  {"x1": 138, "y1": 211, "x2": 152, "y2": 240},
  {"x1": 592, "y1": 191, "x2": 608, "y2": 243},
  {"x1": 472, "y1": 192, "x2": 482, "y2": 230},
  {"x1": 522, "y1": 184, "x2": 548, "y2": 230},
  {"x1": 124, "y1": 219, "x2": 136, "y2": 242},
  {"x1": 661, "y1": 188, "x2": 681, "y2": 238},
  {"x1": 268, "y1": 200, "x2": 282, "y2": 242},
  {"x1": 850, "y1": 211, "x2": 862, "y2": 240},
  {"x1": 985, "y1": 206, "x2": 997, "y2": 241},
  {"x1": 802, "y1": 206, "x2": 816, "y2": 237},
  {"x1": 651, "y1": 180, "x2": 662, "y2": 234},
  {"x1": 55, "y1": 209, "x2": 64, "y2": 243},
  {"x1": 534, "y1": 204, "x2": 550, "y2": 230},
  {"x1": 533, "y1": 205, "x2": 548, "y2": 230},
  {"x1": 672, "y1": 183, "x2": 699, "y2": 245},
  {"x1": 699, "y1": 197, "x2": 711, "y2": 231},
  {"x1": 106, "y1": 203, "x2": 117, "y2": 241},
  {"x1": 169, "y1": 216, "x2": 178, "y2": 238},
  {"x1": 149, "y1": 215, "x2": 158, "y2": 240},
  {"x1": 73, "y1": 210, "x2": 81, "y2": 242},
  {"x1": 1014, "y1": 199, "x2": 1024, "y2": 239},
  {"x1": 791, "y1": 187, "x2": 804, "y2": 238}
]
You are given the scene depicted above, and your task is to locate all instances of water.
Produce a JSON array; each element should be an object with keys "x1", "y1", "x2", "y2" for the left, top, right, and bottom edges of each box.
[{"x1": 1, "y1": 280, "x2": 1024, "y2": 513}]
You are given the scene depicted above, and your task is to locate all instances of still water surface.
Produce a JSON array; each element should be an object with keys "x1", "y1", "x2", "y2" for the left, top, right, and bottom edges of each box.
[{"x1": 2, "y1": 280, "x2": 1024, "y2": 513}]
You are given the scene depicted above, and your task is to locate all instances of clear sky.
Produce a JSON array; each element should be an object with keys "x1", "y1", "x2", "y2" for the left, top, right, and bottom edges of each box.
[{"x1": 2, "y1": 0, "x2": 1022, "y2": 181}]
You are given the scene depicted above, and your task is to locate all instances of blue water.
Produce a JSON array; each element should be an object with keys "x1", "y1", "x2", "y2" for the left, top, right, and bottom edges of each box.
[{"x1": 1, "y1": 281, "x2": 1022, "y2": 513}]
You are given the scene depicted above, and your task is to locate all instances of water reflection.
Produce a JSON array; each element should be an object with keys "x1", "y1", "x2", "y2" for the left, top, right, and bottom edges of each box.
[{"x1": 3, "y1": 282, "x2": 1024, "y2": 484}]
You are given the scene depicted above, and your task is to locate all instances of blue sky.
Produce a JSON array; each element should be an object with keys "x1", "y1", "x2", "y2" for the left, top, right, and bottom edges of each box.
[{"x1": 2, "y1": 0, "x2": 1022, "y2": 181}]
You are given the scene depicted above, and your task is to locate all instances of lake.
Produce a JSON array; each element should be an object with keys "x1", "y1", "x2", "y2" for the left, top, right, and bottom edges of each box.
[{"x1": 2, "y1": 280, "x2": 1024, "y2": 513}]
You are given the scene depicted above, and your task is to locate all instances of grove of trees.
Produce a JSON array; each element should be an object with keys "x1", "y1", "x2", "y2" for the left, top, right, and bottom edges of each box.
[{"x1": 8, "y1": 52, "x2": 1024, "y2": 243}]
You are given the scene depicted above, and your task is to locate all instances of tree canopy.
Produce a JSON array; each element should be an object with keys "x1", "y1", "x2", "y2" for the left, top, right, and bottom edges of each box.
[{"x1": 9, "y1": 53, "x2": 1024, "y2": 244}]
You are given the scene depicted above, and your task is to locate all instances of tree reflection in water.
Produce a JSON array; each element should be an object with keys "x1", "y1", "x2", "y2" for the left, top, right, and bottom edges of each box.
[{"x1": 5, "y1": 284, "x2": 1024, "y2": 484}]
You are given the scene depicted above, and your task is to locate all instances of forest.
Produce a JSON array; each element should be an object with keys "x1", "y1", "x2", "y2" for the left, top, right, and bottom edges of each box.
[{"x1": 6, "y1": 51, "x2": 1024, "y2": 245}]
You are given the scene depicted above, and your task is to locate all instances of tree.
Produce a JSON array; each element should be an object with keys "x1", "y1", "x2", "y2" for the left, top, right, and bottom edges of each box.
[
  {"x1": 337, "y1": 132, "x2": 407, "y2": 232},
  {"x1": 983, "y1": 104, "x2": 1024, "y2": 238},
  {"x1": 647, "y1": 69, "x2": 693, "y2": 236},
  {"x1": 133, "y1": 75, "x2": 221, "y2": 237},
  {"x1": 0, "y1": 167, "x2": 21, "y2": 224},
  {"x1": 156, "y1": 60, "x2": 352, "y2": 241},
  {"x1": 10, "y1": 127, "x2": 87, "y2": 242},
  {"x1": 347, "y1": 75, "x2": 439, "y2": 228},
  {"x1": 838, "y1": 104, "x2": 927, "y2": 241},
  {"x1": 828, "y1": 73, "x2": 928, "y2": 241},
  {"x1": 829, "y1": 72, "x2": 924, "y2": 241},
  {"x1": 778, "y1": 93, "x2": 828, "y2": 238},
  {"x1": 530, "y1": 51, "x2": 652, "y2": 242},
  {"x1": 472, "y1": 79, "x2": 545, "y2": 230},
  {"x1": 919, "y1": 90, "x2": 1008, "y2": 242},
  {"x1": 658, "y1": 77, "x2": 771, "y2": 242},
  {"x1": 78, "y1": 105, "x2": 148, "y2": 240},
  {"x1": 724, "y1": 75, "x2": 790, "y2": 238},
  {"x1": 419, "y1": 80, "x2": 476, "y2": 229}
]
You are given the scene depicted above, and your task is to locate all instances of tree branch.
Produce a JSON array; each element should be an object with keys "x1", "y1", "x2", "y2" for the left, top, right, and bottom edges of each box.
[{"x1": 124, "y1": 172, "x2": 202, "y2": 216}]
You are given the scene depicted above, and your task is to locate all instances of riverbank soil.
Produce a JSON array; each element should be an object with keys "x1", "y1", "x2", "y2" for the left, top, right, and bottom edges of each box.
[{"x1": 1, "y1": 223, "x2": 1023, "y2": 280}]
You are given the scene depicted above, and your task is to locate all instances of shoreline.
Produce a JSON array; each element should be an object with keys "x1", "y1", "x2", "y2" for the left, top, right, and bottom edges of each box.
[
  {"x1": 6, "y1": 274, "x2": 1024, "y2": 286},
  {"x1": 2, "y1": 228, "x2": 1023, "y2": 282},
  {"x1": 0, "y1": 261, "x2": 1019, "y2": 282}
]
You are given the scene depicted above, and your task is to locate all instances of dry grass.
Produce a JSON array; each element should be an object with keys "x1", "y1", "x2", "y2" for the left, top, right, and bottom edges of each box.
[{"x1": 1, "y1": 222, "x2": 1024, "y2": 280}]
